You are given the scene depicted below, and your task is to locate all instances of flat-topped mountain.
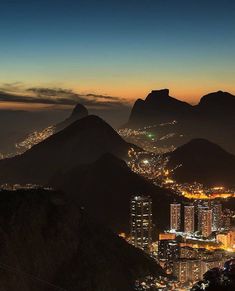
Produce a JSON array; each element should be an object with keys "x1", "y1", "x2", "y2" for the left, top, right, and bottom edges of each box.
[
  {"x1": 0, "y1": 188, "x2": 164, "y2": 291},
  {"x1": 0, "y1": 115, "x2": 133, "y2": 184},
  {"x1": 167, "y1": 138, "x2": 235, "y2": 187},
  {"x1": 129, "y1": 89, "x2": 193, "y2": 126}
]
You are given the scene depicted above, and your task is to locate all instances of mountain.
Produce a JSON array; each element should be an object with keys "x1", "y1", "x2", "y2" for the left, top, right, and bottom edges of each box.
[
  {"x1": 128, "y1": 89, "x2": 193, "y2": 126},
  {"x1": 14, "y1": 103, "x2": 89, "y2": 155},
  {"x1": 55, "y1": 103, "x2": 89, "y2": 132},
  {"x1": 0, "y1": 114, "x2": 179, "y2": 232},
  {"x1": 167, "y1": 139, "x2": 235, "y2": 187},
  {"x1": 196, "y1": 90, "x2": 235, "y2": 116},
  {"x1": 0, "y1": 110, "x2": 67, "y2": 157},
  {"x1": 0, "y1": 188, "x2": 164, "y2": 291},
  {"x1": 0, "y1": 115, "x2": 133, "y2": 184},
  {"x1": 128, "y1": 89, "x2": 235, "y2": 127},
  {"x1": 124, "y1": 89, "x2": 235, "y2": 154},
  {"x1": 51, "y1": 153, "x2": 181, "y2": 233}
]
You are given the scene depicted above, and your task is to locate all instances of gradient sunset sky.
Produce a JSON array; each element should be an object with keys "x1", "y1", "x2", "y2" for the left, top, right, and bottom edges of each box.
[{"x1": 1, "y1": 0, "x2": 235, "y2": 109}]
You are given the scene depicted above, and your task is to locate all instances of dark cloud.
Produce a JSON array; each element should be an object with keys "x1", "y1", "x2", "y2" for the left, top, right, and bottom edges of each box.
[
  {"x1": 86, "y1": 93, "x2": 121, "y2": 101},
  {"x1": 0, "y1": 86, "x2": 129, "y2": 109},
  {"x1": 0, "y1": 82, "x2": 24, "y2": 93},
  {"x1": 27, "y1": 87, "x2": 73, "y2": 97},
  {"x1": 0, "y1": 84, "x2": 132, "y2": 127}
]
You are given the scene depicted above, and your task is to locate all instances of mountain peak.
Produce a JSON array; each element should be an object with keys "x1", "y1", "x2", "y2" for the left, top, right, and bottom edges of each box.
[
  {"x1": 67, "y1": 114, "x2": 111, "y2": 130},
  {"x1": 183, "y1": 138, "x2": 219, "y2": 147},
  {"x1": 171, "y1": 138, "x2": 230, "y2": 156},
  {"x1": 70, "y1": 103, "x2": 88, "y2": 118},
  {"x1": 167, "y1": 139, "x2": 235, "y2": 187},
  {"x1": 198, "y1": 91, "x2": 235, "y2": 108},
  {"x1": 55, "y1": 103, "x2": 89, "y2": 132},
  {"x1": 145, "y1": 89, "x2": 170, "y2": 102},
  {"x1": 128, "y1": 88, "x2": 192, "y2": 126}
]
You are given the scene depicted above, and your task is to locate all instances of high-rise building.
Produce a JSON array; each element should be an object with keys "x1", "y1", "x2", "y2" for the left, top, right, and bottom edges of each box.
[
  {"x1": 188, "y1": 260, "x2": 203, "y2": 282},
  {"x1": 184, "y1": 205, "x2": 195, "y2": 233},
  {"x1": 197, "y1": 205, "x2": 208, "y2": 232},
  {"x1": 130, "y1": 196, "x2": 152, "y2": 251},
  {"x1": 201, "y1": 209, "x2": 212, "y2": 238},
  {"x1": 170, "y1": 203, "x2": 181, "y2": 231},
  {"x1": 222, "y1": 209, "x2": 233, "y2": 230},
  {"x1": 179, "y1": 246, "x2": 197, "y2": 259},
  {"x1": 173, "y1": 260, "x2": 188, "y2": 283},
  {"x1": 158, "y1": 240, "x2": 180, "y2": 261},
  {"x1": 173, "y1": 259, "x2": 203, "y2": 283},
  {"x1": 211, "y1": 202, "x2": 222, "y2": 231}
]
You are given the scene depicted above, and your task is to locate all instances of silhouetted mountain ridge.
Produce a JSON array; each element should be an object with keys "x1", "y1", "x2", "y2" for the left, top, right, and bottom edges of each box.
[
  {"x1": 196, "y1": 90, "x2": 235, "y2": 114},
  {"x1": 126, "y1": 89, "x2": 235, "y2": 154},
  {"x1": 129, "y1": 89, "x2": 193, "y2": 125},
  {"x1": 167, "y1": 138, "x2": 235, "y2": 187},
  {"x1": 129, "y1": 89, "x2": 235, "y2": 126},
  {"x1": 0, "y1": 115, "x2": 133, "y2": 184}
]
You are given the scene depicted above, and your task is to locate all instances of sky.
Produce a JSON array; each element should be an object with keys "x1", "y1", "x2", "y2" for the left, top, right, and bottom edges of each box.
[{"x1": 0, "y1": 0, "x2": 235, "y2": 111}]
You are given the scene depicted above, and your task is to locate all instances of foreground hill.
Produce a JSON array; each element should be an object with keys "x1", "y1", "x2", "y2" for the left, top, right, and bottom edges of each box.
[
  {"x1": 51, "y1": 153, "x2": 180, "y2": 233},
  {"x1": 0, "y1": 188, "x2": 164, "y2": 291},
  {"x1": 0, "y1": 115, "x2": 133, "y2": 184},
  {"x1": 167, "y1": 139, "x2": 235, "y2": 187}
]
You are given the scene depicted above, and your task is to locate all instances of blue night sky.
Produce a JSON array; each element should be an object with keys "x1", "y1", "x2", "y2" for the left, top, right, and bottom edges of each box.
[{"x1": 0, "y1": 0, "x2": 235, "y2": 106}]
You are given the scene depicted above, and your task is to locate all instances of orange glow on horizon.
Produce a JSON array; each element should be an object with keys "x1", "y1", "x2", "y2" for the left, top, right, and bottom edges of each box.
[
  {"x1": 1, "y1": 82, "x2": 235, "y2": 111},
  {"x1": 0, "y1": 101, "x2": 72, "y2": 111}
]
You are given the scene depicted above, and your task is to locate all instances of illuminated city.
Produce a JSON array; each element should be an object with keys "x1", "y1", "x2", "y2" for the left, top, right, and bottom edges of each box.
[
  {"x1": 1, "y1": 1, "x2": 235, "y2": 290},
  {"x1": 119, "y1": 132, "x2": 235, "y2": 290},
  {"x1": 0, "y1": 122, "x2": 235, "y2": 290},
  {"x1": 125, "y1": 196, "x2": 235, "y2": 290}
]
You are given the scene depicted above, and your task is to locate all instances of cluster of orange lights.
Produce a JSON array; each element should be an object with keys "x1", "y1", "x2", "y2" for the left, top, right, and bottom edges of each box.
[
  {"x1": 181, "y1": 191, "x2": 235, "y2": 200},
  {"x1": 180, "y1": 242, "x2": 218, "y2": 251},
  {"x1": 181, "y1": 242, "x2": 235, "y2": 252}
]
